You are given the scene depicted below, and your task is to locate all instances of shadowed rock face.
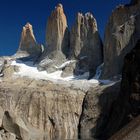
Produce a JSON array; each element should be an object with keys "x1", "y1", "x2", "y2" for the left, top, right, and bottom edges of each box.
[
  {"x1": 131, "y1": 0, "x2": 140, "y2": 5},
  {"x1": 101, "y1": 1, "x2": 140, "y2": 79},
  {"x1": 69, "y1": 12, "x2": 103, "y2": 76},
  {"x1": 79, "y1": 40, "x2": 140, "y2": 140},
  {"x1": 17, "y1": 23, "x2": 42, "y2": 59}
]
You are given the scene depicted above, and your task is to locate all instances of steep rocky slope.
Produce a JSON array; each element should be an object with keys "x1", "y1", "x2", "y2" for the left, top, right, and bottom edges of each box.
[
  {"x1": 38, "y1": 4, "x2": 103, "y2": 78},
  {"x1": 16, "y1": 23, "x2": 42, "y2": 59},
  {"x1": 79, "y1": 40, "x2": 140, "y2": 139},
  {"x1": 68, "y1": 12, "x2": 103, "y2": 77},
  {"x1": 0, "y1": 1, "x2": 140, "y2": 140},
  {"x1": 0, "y1": 66, "x2": 85, "y2": 140},
  {"x1": 38, "y1": 4, "x2": 69, "y2": 73},
  {"x1": 102, "y1": 0, "x2": 140, "y2": 78}
]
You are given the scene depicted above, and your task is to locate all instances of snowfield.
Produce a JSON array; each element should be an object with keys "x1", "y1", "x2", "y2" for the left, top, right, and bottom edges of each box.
[{"x1": 11, "y1": 60, "x2": 116, "y2": 91}]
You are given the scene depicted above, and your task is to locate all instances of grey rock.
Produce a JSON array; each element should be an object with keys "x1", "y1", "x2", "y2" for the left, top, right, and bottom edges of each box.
[
  {"x1": 61, "y1": 61, "x2": 76, "y2": 77},
  {"x1": 0, "y1": 59, "x2": 6, "y2": 77},
  {"x1": 79, "y1": 82, "x2": 120, "y2": 139},
  {"x1": 2, "y1": 111, "x2": 22, "y2": 139},
  {"x1": 69, "y1": 12, "x2": 103, "y2": 76}
]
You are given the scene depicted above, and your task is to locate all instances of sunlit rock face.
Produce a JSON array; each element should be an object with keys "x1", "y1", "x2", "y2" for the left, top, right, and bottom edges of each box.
[
  {"x1": 101, "y1": 1, "x2": 140, "y2": 79},
  {"x1": 69, "y1": 12, "x2": 103, "y2": 76},
  {"x1": 0, "y1": 75, "x2": 85, "y2": 140},
  {"x1": 46, "y1": 3, "x2": 69, "y2": 56},
  {"x1": 38, "y1": 4, "x2": 70, "y2": 73},
  {"x1": 17, "y1": 23, "x2": 42, "y2": 59}
]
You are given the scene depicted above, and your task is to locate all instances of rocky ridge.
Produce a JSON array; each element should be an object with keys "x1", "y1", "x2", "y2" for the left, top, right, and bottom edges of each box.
[
  {"x1": 38, "y1": 4, "x2": 70, "y2": 73},
  {"x1": 16, "y1": 23, "x2": 42, "y2": 59},
  {"x1": 102, "y1": 0, "x2": 140, "y2": 78},
  {"x1": 68, "y1": 12, "x2": 103, "y2": 77},
  {"x1": 0, "y1": 0, "x2": 140, "y2": 140},
  {"x1": 37, "y1": 4, "x2": 103, "y2": 77}
]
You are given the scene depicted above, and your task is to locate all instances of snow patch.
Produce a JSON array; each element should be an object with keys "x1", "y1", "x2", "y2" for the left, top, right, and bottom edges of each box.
[
  {"x1": 11, "y1": 60, "x2": 116, "y2": 91},
  {"x1": 55, "y1": 60, "x2": 76, "y2": 69},
  {"x1": 11, "y1": 60, "x2": 98, "y2": 82}
]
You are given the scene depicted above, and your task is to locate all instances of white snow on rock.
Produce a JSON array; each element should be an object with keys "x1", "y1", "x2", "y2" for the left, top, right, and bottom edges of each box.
[
  {"x1": 55, "y1": 60, "x2": 76, "y2": 69},
  {"x1": 11, "y1": 60, "x2": 116, "y2": 91}
]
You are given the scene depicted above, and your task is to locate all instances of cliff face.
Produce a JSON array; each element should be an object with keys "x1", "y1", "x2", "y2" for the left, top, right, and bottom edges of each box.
[
  {"x1": 69, "y1": 12, "x2": 103, "y2": 76},
  {"x1": 79, "y1": 40, "x2": 140, "y2": 139},
  {"x1": 0, "y1": 1, "x2": 140, "y2": 140},
  {"x1": 38, "y1": 4, "x2": 70, "y2": 73},
  {"x1": 101, "y1": 1, "x2": 140, "y2": 79},
  {"x1": 46, "y1": 4, "x2": 69, "y2": 56},
  {"x1": 0, "y1": 75, "x2": 85, "y2": 140},
  {"x1": 17, "y1": 23, "x2": 42, "y2": 59},
  {"x1": 38, "y1": 4, "x2": 103, "y2": 77}
]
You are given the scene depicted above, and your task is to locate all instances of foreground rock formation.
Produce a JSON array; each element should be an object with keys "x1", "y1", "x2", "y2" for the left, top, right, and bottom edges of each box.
[
  {"x1": 69, "y1": 12, "x2": 103, "y2": 76},
  {"x1": 79, "y1": 40, "x2": 140, "y2": 139},
  {"x1": 0, "y1": 1, "x2": 140, "y2": 140},
  {"x1": 38, "y1": 4, "x2": 69, "y2": 73},
  {"x1": 17, "y1": 23, "x2": 42, "y2": 59},
  {"x1": 102, "y1": 0, "x2": 140, "y2": 78},
  {"x1": 0, "y1": 65, "x2": 85, "y2": 140}
]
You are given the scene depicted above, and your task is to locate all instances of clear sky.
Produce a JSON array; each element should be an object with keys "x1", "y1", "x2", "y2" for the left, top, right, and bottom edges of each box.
[{"x1": 0, "y1": 0, "x2": 130, "y2": 56}]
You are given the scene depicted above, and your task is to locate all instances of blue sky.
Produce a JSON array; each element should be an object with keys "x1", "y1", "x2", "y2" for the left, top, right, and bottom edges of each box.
[{"x1": 0, "y1": 0, "x2": 130, "y2": 56}]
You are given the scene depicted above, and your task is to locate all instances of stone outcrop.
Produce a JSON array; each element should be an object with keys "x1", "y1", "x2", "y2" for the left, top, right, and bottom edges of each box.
[
  {"x1": 69, "y1": 12, "x2": 103, "y2": 76},
  {"x1": 0, "y1": 58, "x2": 5, "y2": 77},
  {"x1": 46, "y1": 3, "x2": 69, "y2": 56},
  {"x1": 79, "y1": 40, "x2": 140, "y2": 139},
  {"x1": 38, "y1": 4, "x2": 69, "y2": 73},
  {"x1": 110, "y1": 115, "x2": 140, "y2": 140},
  {"x1": 17, "y1": 23, "x2": 42, "y2": 59},
  {"x1": 79, "y1": 82, "x2": 121, "y2": 139},
  {"x1": 0, "y1": 67, "x2": 85, "y2": 140},
  {"x1": 101, "y1": 1, "x2": 140, "y2": 79}
]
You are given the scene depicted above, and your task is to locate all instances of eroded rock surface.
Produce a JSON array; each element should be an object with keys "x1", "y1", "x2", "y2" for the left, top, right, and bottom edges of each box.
[
  {"x1": 17, "y1": 23, "x2": 42, "y2": 59},
  {"x1": 0, "y1": 67, "x2": 85, "y2": 140},
  {"x1": 79, "y1": 40, "x2": 140, "y2": 139},
  {"x1": 69, "y1": 12, "x2": 103, "y2": 76},
  {"x1": 38, "y1": 4, "x2": 69, "y2": 73},
  {"x1": 102, "y1": 1, "x2": 140, "y2": 78}
]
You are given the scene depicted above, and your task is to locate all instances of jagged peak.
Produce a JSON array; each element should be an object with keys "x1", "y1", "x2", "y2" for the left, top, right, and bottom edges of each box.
[
  {"x1": 54, "y1": 3, "x2": 64, "y2": 13},
  {"x1": 77, "y1": 12, "x2": 95, "y2": 20},
  {"x1": 25, "y1": 22, "x2": 32, "y2": 28},
  {"x1": 85, "y1": 12, "x2": 94, "y2": 18},
  {"x1": 56, "y1": 3, "x2": 63, "y2": 9}
]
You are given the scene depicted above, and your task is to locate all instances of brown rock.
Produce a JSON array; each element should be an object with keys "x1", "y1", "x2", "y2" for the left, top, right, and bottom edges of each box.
[
  {"x1": 17, "y1": 23, "x2": 41, "y2": 58},
  {"x1": 46, "y1": 3, "x2": 69, "y2": 55},
  {"x1": 38, "y1": 4, "x2": 70, "y2": 72},
  {"x1": 101, "y1": 1, "x2": 140, "y2": 78},
  {"x1": 0, "y1": 75, "x2": 85, "y2": 140}
]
